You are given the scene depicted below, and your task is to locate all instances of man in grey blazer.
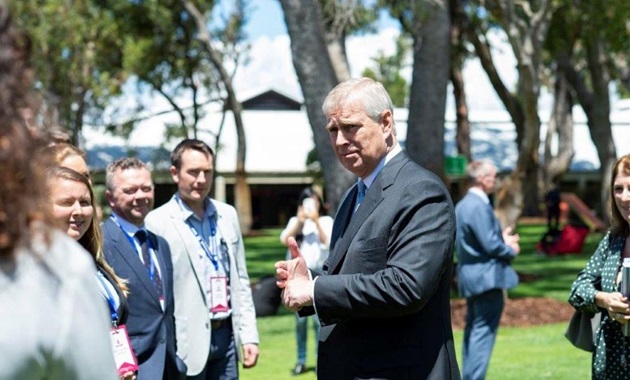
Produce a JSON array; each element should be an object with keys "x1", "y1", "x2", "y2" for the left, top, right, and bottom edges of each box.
[
  {"x1": 455, "y1": 160, "x2": 520, "y2": 380},
  {"x1": 102, "y1": 157, "x2": 185, "y2": 380},
  {"x1": 146, "y1": 139, "x2": 259, "y2": 380},
  {"x1": 276, "y1": 78, "x2": 460, "y2": 379}
]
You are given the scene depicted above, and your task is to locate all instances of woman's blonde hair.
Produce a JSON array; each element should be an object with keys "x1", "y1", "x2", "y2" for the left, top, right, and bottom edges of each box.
[{"x1": 46, "y1": 166, "x2": 128, "y2": 294}]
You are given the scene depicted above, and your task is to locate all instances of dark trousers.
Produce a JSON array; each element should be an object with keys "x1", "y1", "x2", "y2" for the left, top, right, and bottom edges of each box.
[
  {"x1": 187, "y1": 322, "x2": 238, "y2": 380},
  {"x1": 462, "y1": 289, "x2": 504, "y2": 380}
]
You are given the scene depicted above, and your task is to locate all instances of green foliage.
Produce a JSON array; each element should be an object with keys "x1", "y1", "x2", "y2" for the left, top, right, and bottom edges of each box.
[
  {"x1": 13, "y1": 0, "x2": 251, "y2": 143},
  {"x1": 544, "y1": 0, "x2": 630, "y2": 77},
  {"x1": 319, "y1": 0, "x2": 379, "y2": 36},
  {"x1": 361, "y1": 34, "x2": 410, "y2": 107},
  {"x1": 12, "y1": 0, "x2": 127, "y2": 142}
]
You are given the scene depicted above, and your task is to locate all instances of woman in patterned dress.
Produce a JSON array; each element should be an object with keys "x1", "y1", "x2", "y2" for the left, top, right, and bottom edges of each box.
[{"x1": 569, "y1": 154, "x2": 630, "y2": 379}]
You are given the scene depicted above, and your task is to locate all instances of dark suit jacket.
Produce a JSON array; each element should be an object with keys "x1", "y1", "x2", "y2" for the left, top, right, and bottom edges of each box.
[
  {"x1": 102, "y1": 218, "x2": 185, "y2": 380},
  {"x1": 454, "y1": 191, "x2": 518, "y2": 298},
  {"x1": 97, "y1": 262, "x2": 129, "y2": 327},
  {"x1": 311, "y1": 151, "x2": 460, "y2": 379}
]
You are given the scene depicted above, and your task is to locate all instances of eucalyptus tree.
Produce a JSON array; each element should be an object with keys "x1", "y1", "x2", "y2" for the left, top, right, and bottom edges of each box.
[
  {"x1": 279, "y1": 0, "x2": 377, "y2": 212},
  {"x1": 380, "y1": 0, "x2": 451, "y2": 179},
  {"x1": 449, "y1": 0, "x2": 472, "y2": 162},
  {"x1": 111, "y1": 0, "x2": 219, "y2": 141},
  {"x1": 551, "y1": 0, "x2": 630, "y2": 217},
  {"x1": 279, "y1": 0, "x2": 351, "y2": 213},
  {"x1": 180, "y1": 0, "x2": 254, "y2": 234},
  {"x1": 12, "y1": 1, "x2": 126, "y2": 145},
  {"x1": 464, "y1": 0, "x2": 557, "y2": 227},
  {"x1": 104, "y1": 0, "x2": 253, "y2": 232}
]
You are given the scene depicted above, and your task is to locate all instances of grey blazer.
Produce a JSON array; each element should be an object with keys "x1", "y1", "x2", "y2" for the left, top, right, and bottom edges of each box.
[
  {"x1": 145, "y1": 197, "x2": 259, "y2": 376},
  {"x1": 455, "y1": 191, "x2": 518, "y2": 298},
  {"x1": 310, "y1": 151, "x2": 460, "y2": 379}
]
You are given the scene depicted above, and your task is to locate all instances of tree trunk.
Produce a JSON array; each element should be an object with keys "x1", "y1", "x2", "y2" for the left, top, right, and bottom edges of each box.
[
  {"x1": 515, "y1": 72, "x2": 542, "y2": 218},
  {"x1": 324, "y1": 31, "x2": 351, "y2": 82},
  {"x1": 280, "y1": 0, "x2": 355, "y2": 213},
  {"x1": 471, "y1": 0, "x2": 556, "y2": 226},
  {"x1": 543, "y1": 63, "x2": 574, "y2": 188},
  {"x1": 405, "y1": 0, "x2": 450, "y2": 179},
  {"x1": 449, "y1": 0, "x2": 471, "y2": 162},
  {"x1": 585, "y1": 38, "x2": 616, "y2": 218},
  {"x1": 562, "y1": 37, "x2": 617, "y2": 220}
]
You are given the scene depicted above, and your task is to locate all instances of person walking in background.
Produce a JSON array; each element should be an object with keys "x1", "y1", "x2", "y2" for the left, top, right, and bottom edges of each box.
[
  {"x1": 279, "y1": 187, "x2": 333, "y2": 376},
  {"x1": 0, "y1": 2, "x2": 118, "y2": 377},
  {"x1": 103, "y1": 157, "x2": 186, "y2": 380},
  {"x1": 545, "y1": 179, "x2": 561, "y2": 233},
  {"x1": 455, "y1": 160, "x2": 520, "y2": 380},
  {"x1": 146, "y1": 139, "x2": 259, "y2": 379},
  {"x1": 275, "y1": 77, "x2": 460, "y2": 379},
  {"x1": 569, "y1": 154, "x2": 630, "y2": 379}
]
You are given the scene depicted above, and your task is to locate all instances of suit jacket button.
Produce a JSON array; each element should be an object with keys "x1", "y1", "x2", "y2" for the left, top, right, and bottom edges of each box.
[{"x1": 159, "y1": 338, "x2": 165, "y2": 344}]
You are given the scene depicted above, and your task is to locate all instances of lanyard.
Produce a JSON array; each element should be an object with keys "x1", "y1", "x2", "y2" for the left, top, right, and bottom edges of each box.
[
  {"x1": 186, "y1": 219, "x2": 220, "y2": 271},
  {"x1": 96, "y1": 271, "x2": 119, "y2": 326},
  {"x1": 109, "y1": 215, "x2": 157, "y2": 283}
]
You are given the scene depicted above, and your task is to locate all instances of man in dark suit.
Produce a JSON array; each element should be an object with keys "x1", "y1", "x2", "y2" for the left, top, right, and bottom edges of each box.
[
  {"x1": 103, "y1": 157, "x2": 185, "y2": 380},
  {"x1": 275, "y1": 78, "x2": 460, "y2": 379},
  {"x1": 455, "y1": 160, "x2": 520, "y2": 380}
]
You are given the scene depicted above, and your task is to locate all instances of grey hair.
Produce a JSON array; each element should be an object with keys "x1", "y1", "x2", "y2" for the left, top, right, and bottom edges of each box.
[
  {"x1": 322, "y1": 77, "x2": 395, "y2": 126},
  {"x1": 466, "y1": 160, "x2": 496, "y2": 183},
  {"x1": 105, "y1": 157, "x2": 149, "y2": 190}
]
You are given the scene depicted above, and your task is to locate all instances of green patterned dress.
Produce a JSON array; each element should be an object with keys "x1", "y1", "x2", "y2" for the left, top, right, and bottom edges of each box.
[{"x1": 569, "y1": 232, "x2": 628, "y2": 379}]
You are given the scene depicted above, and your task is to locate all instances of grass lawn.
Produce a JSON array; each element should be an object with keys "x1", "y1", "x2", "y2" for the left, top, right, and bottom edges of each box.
[
  {"x1": 508, "y1": 223, "x2": 603, "y2": 302},
  {"x1": 240, "y1": 225, "x2": 600, "y2": 379}
]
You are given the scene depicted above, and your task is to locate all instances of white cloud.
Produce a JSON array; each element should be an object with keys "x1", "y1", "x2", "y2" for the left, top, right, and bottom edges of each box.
[
  {"x1": 234, "y1": 35, "x2": 301, "y2": 99},
  {"x1": 84, "y1": 24, "x2": 628, "y2": 172},
  {"x1": 235, "y1": 27, "x2": 531, "y2": 113}
]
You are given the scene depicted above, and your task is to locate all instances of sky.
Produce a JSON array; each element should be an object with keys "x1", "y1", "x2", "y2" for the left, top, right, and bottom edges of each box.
[
  {"x1": 85, "y1": 1, "x2": 629, "y2": 169},
  {"x1": 234, "y1": 1, "x2": 630, "y2": 116},
  {"x1": 226, "y1": 0, "x2": 525, "y2": 113}
]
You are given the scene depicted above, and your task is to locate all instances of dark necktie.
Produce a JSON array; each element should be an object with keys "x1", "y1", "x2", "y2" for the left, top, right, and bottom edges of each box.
[
  {"x1": 354, "y1": 180, "x2": 366, "y2": 212},
  {"x1": 135, "y1": 230, "x2": 163, "y2": 298}
]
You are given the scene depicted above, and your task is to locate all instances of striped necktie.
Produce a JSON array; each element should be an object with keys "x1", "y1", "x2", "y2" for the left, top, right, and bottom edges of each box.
[{"x1": 135, "y1": 230, "x2": 163, "y2": 297}]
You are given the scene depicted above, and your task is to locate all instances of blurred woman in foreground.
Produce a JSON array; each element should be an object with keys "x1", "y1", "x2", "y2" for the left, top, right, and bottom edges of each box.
[{"x1": 0, "y1": 1, "x2": 118, "y2": 378}]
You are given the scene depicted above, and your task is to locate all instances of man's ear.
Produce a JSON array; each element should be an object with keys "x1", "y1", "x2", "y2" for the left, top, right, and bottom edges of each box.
[
  {"x1": 381, "y1": 109, "x2": 394, "y2": 134},
  {"x1": 169, "y1": 166, "x2": 179, "y2": 184},
  {"x1": 105, "y1": 189, "x2": 115, "y2": 208}
]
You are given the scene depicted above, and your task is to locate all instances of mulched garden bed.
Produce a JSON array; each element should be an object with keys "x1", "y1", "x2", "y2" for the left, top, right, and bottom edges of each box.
[{"x1": 450, "y1": 297, "x2": 576, "y2": 330}]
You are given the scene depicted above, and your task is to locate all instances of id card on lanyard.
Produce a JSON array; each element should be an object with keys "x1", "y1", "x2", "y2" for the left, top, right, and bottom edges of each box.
[
  {"x1": 97, "y1": 274, "x2": 139, "y2": 376},
  {"x1": 186, "y1": 218, "x2": 229, "y2": 314}
]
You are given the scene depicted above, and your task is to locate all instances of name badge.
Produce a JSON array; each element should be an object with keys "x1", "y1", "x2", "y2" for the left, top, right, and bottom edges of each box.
[
  {"x1": 209, "y1": 276, "x2": 229, "y2": 313},
  {"x1": 110, "y1": 325, "x2": 139, "y2": 376}
]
